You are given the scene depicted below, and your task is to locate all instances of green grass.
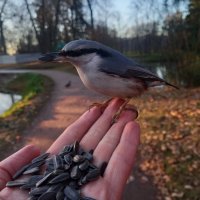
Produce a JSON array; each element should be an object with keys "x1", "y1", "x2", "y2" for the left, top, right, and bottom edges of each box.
[
  {"x1": 1, "y1": 73, "x2": 47, "y2": 118},
  {"x1": 0, "y1": 73, "x2": 53, "y2": 159}
]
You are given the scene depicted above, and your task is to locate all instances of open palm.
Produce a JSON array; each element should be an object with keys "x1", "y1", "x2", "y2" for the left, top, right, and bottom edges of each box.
[{"x1": 0, "y1": 98, "x2": 140, "y2": 200}]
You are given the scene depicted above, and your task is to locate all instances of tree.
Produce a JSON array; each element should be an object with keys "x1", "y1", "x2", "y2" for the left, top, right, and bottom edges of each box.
[
  {"x1": 0, "y1": 0, "x2": 8, "y2": 54},
  {"x1": 185, "y1": 0, "x2": 200, "y2": 52}
]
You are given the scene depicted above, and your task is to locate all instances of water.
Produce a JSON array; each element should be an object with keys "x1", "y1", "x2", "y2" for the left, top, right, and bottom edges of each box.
[
  {"x1": 143, "y1": 62, "x2": 178, "y2": 82},
  {"x1": 0, "y1": 92, "x2": 22, "y2": 115}
]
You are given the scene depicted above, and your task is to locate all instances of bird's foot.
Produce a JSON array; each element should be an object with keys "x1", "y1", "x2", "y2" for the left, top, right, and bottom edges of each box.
[
  {"x1": 89, "y1": 98, "x2": 114, "y2": 113},
  {"x1": 111, "y1": 99, "x2": 138, "y2": 125}
]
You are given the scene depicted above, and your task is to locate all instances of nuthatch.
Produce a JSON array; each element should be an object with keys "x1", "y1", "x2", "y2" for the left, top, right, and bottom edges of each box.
[{"x1": 39, "y1": 39, "x2": 178, "y2": 120}]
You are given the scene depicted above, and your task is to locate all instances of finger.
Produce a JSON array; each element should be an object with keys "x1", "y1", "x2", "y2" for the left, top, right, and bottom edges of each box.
[
  {"x1": 80, "y1": 98, "x2": 125, "y2": 150},
  {"x1": 105, "y1": 122, "x2": 140, "y2": 194},
  {"x1": 93, "y1": 110, "x2": 137, "y2": 166},
  {"x1": 0, "y1": 145, "x2": 40, "y2": 190},
  {"x1": 48, "y1": 106, "x2": 102, "y2": 154}
]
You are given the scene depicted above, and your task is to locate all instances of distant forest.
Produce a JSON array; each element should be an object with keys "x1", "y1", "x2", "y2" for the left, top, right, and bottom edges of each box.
[{"x1": 0, "y1": 0, "x2": 199, "y2": 86}]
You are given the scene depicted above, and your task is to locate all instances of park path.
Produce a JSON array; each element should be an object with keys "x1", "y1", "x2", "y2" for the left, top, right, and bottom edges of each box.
[{"x1": 0, "y1": 69, "x2": 157, "y2": 200}]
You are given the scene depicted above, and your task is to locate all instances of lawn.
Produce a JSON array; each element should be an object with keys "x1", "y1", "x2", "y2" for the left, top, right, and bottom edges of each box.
[
  {"x1": 134, "y1": 87, "x2": 200, "y2": 200},
  {"x1": 0, "y1": 73, "x2": 54, "y2": 158}
]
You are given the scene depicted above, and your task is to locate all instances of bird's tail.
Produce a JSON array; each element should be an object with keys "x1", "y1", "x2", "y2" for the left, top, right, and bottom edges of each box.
[{"x1": 165, "y1": 81, "x2": 179, "y2": 89}]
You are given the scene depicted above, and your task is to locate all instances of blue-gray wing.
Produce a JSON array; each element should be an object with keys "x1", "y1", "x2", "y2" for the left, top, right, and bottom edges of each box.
[{"x1": 98, "y1": 57, "x2": 178, "y2": 88}]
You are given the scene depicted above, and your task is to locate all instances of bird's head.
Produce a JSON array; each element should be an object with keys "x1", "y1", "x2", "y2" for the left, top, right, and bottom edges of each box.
[{"x1": 39, "y1": 39, "x2": 112, "y2": 67}]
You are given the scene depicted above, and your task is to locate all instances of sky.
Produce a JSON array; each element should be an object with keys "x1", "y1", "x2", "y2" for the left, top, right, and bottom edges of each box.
[{"x1": 2, "y1": 0, "x2": 189, "y2": 54}]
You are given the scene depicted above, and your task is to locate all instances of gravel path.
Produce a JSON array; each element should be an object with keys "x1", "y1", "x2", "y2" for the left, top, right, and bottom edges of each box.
[{"x1": 0, "y1": 69, "x2": 157, "y2": 200}]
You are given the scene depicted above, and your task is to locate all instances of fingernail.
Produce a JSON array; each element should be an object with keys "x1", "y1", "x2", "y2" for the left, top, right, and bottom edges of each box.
[{"x1": 125, "y1": 105, "x2": 139, "y2": 119}]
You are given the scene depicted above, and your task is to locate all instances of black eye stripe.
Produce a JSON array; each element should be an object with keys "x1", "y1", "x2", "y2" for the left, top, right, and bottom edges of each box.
[{"x1": 58, "y1": 48, "x2": 112, "y2": 57}]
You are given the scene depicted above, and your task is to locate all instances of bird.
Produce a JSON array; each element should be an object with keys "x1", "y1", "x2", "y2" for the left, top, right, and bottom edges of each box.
[{"x1": 39, "y1": 39, "x2": 178, "y2": 122}]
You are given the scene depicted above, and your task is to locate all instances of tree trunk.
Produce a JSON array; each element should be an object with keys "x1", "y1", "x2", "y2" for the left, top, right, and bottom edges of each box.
[
  {"x1": 86, "y1": 0, "x2": 94, "y2": 30},
  {"x1": 24, "y1": 0, "x2": 43, "y2": 52},
  {"x1": 53, "y1": 0, "x2": 61, "y2": 48},
  {"x1": 0, "y1": 0, "x2": 8, "y2": 54}
]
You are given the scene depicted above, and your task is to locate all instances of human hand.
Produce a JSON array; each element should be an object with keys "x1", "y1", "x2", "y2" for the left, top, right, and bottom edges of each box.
[{"x1": 0, "y1": 98, "x2": 140, "y2": 200}]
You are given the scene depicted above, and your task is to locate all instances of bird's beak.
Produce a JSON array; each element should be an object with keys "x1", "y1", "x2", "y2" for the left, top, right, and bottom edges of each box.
[{"x1": 38, "y1": 52, "x2": 66, "y2": 63}]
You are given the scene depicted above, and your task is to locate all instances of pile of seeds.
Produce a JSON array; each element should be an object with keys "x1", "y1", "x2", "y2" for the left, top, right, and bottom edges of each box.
[{"x1": 6, "y1": 141, "x2": 107, "y2": 200}]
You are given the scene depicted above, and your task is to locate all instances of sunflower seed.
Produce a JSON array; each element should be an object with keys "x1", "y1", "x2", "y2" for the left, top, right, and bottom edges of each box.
[
  {"x1": 61, "y1": 145, "x2": 73, "y2": 154},
  {"x1": 49, "y1": 172, "x2": 70, "y2": 184},
  {"x1": 53, "y1": 169, "x2": 65, "y2": 175},
  {"x1": 64, "y1": 164, "x2": 71, "y2": 171},
  {"x1": 100, "y1": 162, "x2": 108, "y2": 177},
  {"x1": 36, "y1": 172, "x2": 53, "y2": 187},
  {"x1": 12, "y1": 163, "x2": 30, "y2": 179},
  {"x1": 73, "y1": 141, "x2": 79, "y2": 154},
  {"x1": 32, "y1": 153, "x2": 50, "y2": 164},
  {"x1": 64, "y1": 186, "x2": 80, "y2": 200},
  {"x1": 38, "y1": 191, "x2": 57, "y2": 200},
  {"x1": 23, "y1": 166, "x2": 40, "y2": 175},
  {"x1": 6, "y1": 180, "x2": 27, "y2": 187},
  {"x1": 70, "y1": 165, "x2": 81, "y2": 180},
  {"x1": 26, "y1": 159, "x2": 45, "y2": 171},
  {"x1": 81, "y1": 197, "x2": 96, "y2": 200},
  {"x1": 79, "y1": 176, "x2": 88, "y2": 185},
  {"x1": 28, "y1": 196, "x2": 39, "y2": 200},
  {"x1": 73, "y1": 155, "x2": 85, "y2": 163},
  {"x1": 53, "y1": 155, "x2": 64, "y2": 170},
  {"x1": 85, "y1": 168, "x2": 100, "y2": 182},
  {"x1": 29, "y1": 185, "x2": 49, "y2": 195},
  {"x1": 83, "y1": 151, "x2": 93, "y2": 161},
  {"x1": 6, "y1": 141, "x2": 104, "y2": 200},
  {"x1": 63, "y1": 154, "x2": 73, "y2": 166},
  {"x1": 56, "y1": 187, "x2": 65, "y2": 200},
  {"x1": 21, "y1": 175, "x2": 44, "y2": 189},
  {"x1": 47, "y1": 183, "x2": 63, "y2": 192},
  {"x1": 79, "y1": 160, "x2": 89, "y2": 171},
  {"x1": 68, "y1": 181, "x2": 80, "y2": 190}
]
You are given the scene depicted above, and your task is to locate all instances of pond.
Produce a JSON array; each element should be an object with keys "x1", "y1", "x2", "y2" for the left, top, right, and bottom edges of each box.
[
  {"x1": 143, "y1": 62, "x2": 179, "y2": 85},
  {"x1": 0, "y1": 92, "x2": 22, "y2": 115}
]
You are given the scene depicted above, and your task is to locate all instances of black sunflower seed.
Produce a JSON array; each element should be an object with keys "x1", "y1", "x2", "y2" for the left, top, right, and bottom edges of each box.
[
  {"x1": 32, "y1": 153, "x2": 50, "y2": 164},
  {"x1": 36, "y1": 172, "x2": 54, "y2": 187},
  {"x1": 85, "y1": 169, "x2": 100, "y2": 182},
  {"x1": 81, "y1": 197, "x2": 96, "y2": 200},
  {"x1": 53, "y1": 169, "x2": 65, "y2": 175},
  {"x1": 53, "y1": 155, "x2": 64, "y2": 170},
  {"x1": 56, "y1": 187, "x2": 65, "y2": 200},
  {"x1": 73, "y1": 141, "x2": 79, "y2": 154},
  {"x1": 79, "y1": 160, "x2": 89, "y2": 171},
  {"x1": 12, "y1": 163, "x2": 30, "y2": 179},
  {"x1": 100, "y1": 162, "x2": 108, "y2": 177},
  {"x1": 64, "y1": 164, "x2": 71, "y2": 171},
  {"x1": 6, "y1": 141, "x2": 104, "y2": 200},
  {"x1": 48, "y1": 172, "x2": 70, "y2": 184},
  {"x1": 25, "y1": 159, "x2": 45, "y2": 172},
  {"x1": 23, "y1": 166, "x2": 40, "y2": 175},
  {"x1": 70, "y1": 165, "x2": 81, "y2": 180},
  {"x1": 47, "y1": 183, "x2": 63, "y2": 192},
  {"x1": 73, "y1": 155, "x2": 85, "y2": 163},
  {"x1": 38, "y1": 191, "x2": 57, "y2": 200},
  {"x1": 69, "y1": 181, "x2": 80, "y2": 190},
  {"x1": 21, "y1": 175, "x2": 44, "y2": 189},
  {"x1": 64, "y1": 186, "x2": 80, "y2": 200},
  {"x1": 63, "y1": 154, "x2": 73, "y2": 166},
  {"x1": 83, "y1": 151, "x2": 93, "y2": 161},
  {"x1": 6, "y1": 180, "x2": 27, "y2": 187},
  {"x1": 29, "y1": 185, "x2": 49, "y2": 195},
  {"x1": 28, "y1": 196, "x2": 39, "y2": 200},
  {"x1": 61, "y1": 144, "x2": 73, "y2": 154}
]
